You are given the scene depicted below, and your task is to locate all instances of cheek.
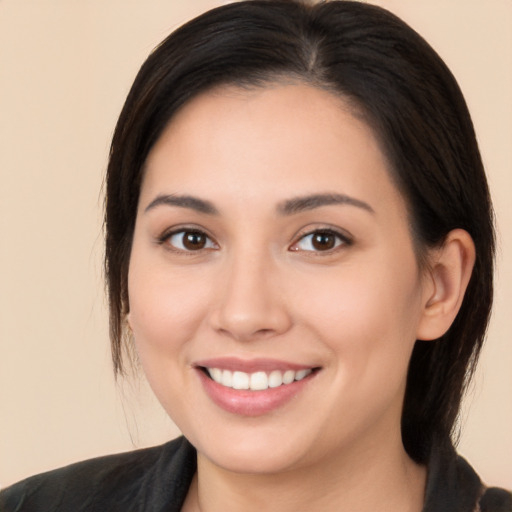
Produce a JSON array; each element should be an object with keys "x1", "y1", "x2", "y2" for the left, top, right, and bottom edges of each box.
[
  {"x1": 296, "y1": 264, "x2": 423, "y2": 438},
  {"x1": 127, "y1": 261, "x2": 213, "y2": 359},
  {"x1": 126, "y1": 262, "x2": 217, "y2": 418},
  {"x1": 293, "y1": 255, "x2": 423, "y2": 377}
]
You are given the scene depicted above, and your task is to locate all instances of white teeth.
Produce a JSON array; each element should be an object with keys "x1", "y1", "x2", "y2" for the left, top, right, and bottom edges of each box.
[
  {"x1": 268, "y1": 370, "x2": 283, "y2": 388},
  {"x1": 282, "y1": 370, "x2": 295, "y2": 385},
  {"x1": 206, "y1": 367, "x2": 313, "y2": 391},
  {"x1": 295, "y1": 369, "x2": 310, "y2": 381},
  {"x1": 250, "y1": 371, "x2": 268, "y2": 391},
  {"x1": 221, "y1": 369, "x2": 233, "y2": 387},
  {"x1": 232, "y1": 371, "x2": 250, "y2": 390},
  {"x1": 209, "y1": 368, "x2": 222, "y2": 383}
]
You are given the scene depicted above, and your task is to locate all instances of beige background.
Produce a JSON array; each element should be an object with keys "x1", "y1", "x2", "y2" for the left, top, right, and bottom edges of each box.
[{"x1": 0, "y1": 0, "x2": 510, "y2": 489}]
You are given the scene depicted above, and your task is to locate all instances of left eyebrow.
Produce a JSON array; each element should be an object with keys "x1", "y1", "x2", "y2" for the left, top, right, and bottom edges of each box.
[{"x1": 277, "y1": 193, "x2": 375, "y2": 215}]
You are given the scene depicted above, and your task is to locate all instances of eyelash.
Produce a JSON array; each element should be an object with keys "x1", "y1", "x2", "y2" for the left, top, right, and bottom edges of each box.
[
  {"x1": 289, "y1": 228, "x2": 352, "y2": 253},
  {"x1": 157, "y1": 227, "x2": 352, "y2": 254},
  {"x1": 157, "y1": 228, "x2": 218, "y2": 254}
]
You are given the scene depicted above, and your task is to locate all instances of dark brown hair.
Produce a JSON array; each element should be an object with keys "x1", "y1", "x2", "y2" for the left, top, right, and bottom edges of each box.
[{"x1": 105, "y1": 0, "x2": 495, "y2": 463}]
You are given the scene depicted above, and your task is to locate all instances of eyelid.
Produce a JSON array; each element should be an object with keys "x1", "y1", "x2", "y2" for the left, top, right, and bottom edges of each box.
[
  {"x1": 289, "y1": 227, "x2": 353, "y2": 253},
  {"x1": 155, "y1": 224, "x2": 351, "y2": 254},
  {"x1": 157, "y1": 225, "x2": 219, "y2": 253}
]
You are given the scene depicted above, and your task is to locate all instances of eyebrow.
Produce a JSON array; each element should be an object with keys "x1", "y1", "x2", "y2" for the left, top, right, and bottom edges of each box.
[
  {"x1": 144, "y1": 194, "x2": 219, "y2": 215},
  {"x1": 277, "y1": 193, "x2": 374, "y2": 215},
  {"x1": 144, "y1": 192, "x2": 374, "y2": 217}
]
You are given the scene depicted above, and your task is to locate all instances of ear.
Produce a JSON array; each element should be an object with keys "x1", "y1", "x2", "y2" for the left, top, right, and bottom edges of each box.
[{"x1": 416, "y1": 229, "x2": 476, "y2": 341}]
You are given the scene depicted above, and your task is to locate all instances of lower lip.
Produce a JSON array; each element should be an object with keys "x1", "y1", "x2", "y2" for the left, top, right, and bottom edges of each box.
[{"x1": 197, "y1": 369, "x2": 316, "y2": 417}]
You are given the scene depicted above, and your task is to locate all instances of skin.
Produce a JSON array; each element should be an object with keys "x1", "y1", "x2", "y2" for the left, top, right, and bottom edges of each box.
[{"x1": 127, "y1": 83, "x2": 474, "y2": 511}]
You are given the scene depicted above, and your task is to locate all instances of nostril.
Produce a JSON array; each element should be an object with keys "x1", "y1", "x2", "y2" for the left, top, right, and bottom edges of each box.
[
  {"x1": 209, "y1": 291, "x2": 293, "y2": 342},
  {"x1": 214, "y1": 325, "x2": 279, "y2": 342},
  {"x1": 254, "y1": 328, "x2": 276, "y2": 337}
]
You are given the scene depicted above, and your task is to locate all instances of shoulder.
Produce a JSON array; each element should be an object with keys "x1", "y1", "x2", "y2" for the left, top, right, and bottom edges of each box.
[
  {"x1": 0, "y1": 436, "x2": 196, "y2": 512},
  {"x1": 454, "y1": 456, "x2": 512, "y2": 511},
  {"x1": 424, "y1": 442, "x2": 511, "y2": 512},
  {"x1": 479, "y1": 486, "x2": 512, "y2": 512}
]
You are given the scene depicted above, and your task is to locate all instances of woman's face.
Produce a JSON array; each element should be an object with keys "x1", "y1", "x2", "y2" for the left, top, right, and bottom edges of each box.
[{"x1": 128, "y1": 84, "x2": 432, "y2": 474}]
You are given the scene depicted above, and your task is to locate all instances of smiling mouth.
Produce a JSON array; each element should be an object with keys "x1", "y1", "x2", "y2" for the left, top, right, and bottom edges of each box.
[
  {"x1": 201, "y1": 367, "x2": 318, "y2": 391},
  {"x1": 195, "y1": 360, "x2": 321, "y2": 415}
]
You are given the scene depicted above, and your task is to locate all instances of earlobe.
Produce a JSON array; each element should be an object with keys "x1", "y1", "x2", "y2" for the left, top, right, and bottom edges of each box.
[{"x1": 416, "y1": 229, "x2": 476, "y2": 341}]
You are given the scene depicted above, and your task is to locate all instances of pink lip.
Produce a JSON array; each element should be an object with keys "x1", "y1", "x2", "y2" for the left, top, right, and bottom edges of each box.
[
  {"x1": 194, "y1": 358, "x2": 319, "y2": 417},
  {"x1": 194, "y1": 357, "x2": 315, "y2": 373}
]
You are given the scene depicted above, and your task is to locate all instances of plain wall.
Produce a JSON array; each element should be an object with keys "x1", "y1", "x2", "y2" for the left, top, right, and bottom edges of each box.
[{"x1": 1, "y1": 0, "x2": 511, "y2": 489}]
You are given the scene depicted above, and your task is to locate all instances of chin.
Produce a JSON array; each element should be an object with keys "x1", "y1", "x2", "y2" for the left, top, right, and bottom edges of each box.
[
  {"x1": 187, "y1": 420, "x2": 316, "y2": 475},
  {"x1": 203, "y1": 441, "x2": 308, "y2": 475}
]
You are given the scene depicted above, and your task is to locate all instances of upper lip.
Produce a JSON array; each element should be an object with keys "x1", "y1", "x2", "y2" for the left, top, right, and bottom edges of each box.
[{"x1": 193, "y1": 357, "x2": 319, "y2": 373}]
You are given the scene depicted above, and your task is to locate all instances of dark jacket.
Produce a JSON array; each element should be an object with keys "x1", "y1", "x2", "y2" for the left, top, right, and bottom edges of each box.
[{"x1": 1, "y1": 436, "x2": 510, "y2": 511}]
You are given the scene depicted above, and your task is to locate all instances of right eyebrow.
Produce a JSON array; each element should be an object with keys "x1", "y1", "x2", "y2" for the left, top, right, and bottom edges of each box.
[{"x1": 143, "y1": 194, "x2": 219, "y2": 215}]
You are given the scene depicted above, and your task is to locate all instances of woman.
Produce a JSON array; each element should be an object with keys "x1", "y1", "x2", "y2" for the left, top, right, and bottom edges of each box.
[{"x1": 1, "y1": 1, "x2": 510, "y2": 510}]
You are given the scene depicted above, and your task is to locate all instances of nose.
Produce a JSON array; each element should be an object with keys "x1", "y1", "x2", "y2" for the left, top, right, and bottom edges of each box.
[{"x1": 209, "y1": 250, "x2": 293, "y2": 342}]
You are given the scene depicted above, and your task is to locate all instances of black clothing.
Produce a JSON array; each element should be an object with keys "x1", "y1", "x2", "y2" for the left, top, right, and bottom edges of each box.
[
  {"x1": 0, "y1": 438, "x2": 196, "y2": 512},
  {"x1": 1, "y1": 436, "x2": 511, "y2": 511}
]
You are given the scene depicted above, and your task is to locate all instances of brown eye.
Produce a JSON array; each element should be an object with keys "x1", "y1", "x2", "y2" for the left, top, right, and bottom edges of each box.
[
  {"x1": 311, "y1": 232, "x2": 336, "y2": 250},
  {"x1": 183, "y1": 232, "x2": 207, "y2": 250},
  {"x1": 167, "y1": 230, "x2": 216, "y2": 251},
  {"x1": 291, "y1": 229, "x2": 348, "y2": 252}
]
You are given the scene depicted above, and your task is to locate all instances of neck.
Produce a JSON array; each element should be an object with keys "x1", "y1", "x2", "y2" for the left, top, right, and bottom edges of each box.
[{"x1": 182, "y1": 430, "x2": 426, "y2": 512}]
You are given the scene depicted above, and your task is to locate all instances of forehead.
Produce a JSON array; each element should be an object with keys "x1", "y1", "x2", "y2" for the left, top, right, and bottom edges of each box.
[{"x1": 141, "y1": 83, "x2": 404, "y2": 217}]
